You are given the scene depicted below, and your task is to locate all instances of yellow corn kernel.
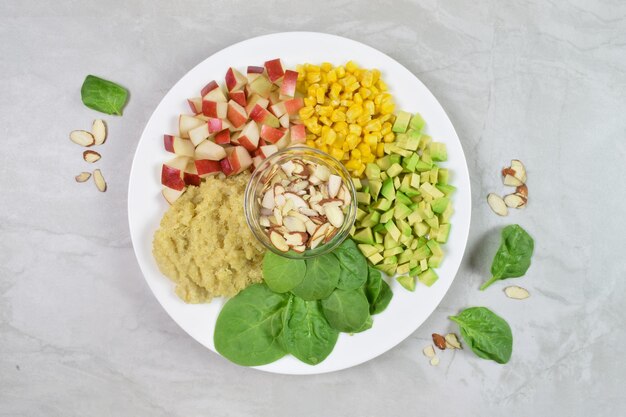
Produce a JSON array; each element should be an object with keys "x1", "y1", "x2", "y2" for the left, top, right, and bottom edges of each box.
[
  {"x1": 381, "y1": 122, "x2": 392, "y2": 135},
  {"x1": 306, "y1": 64, "x2": 321, "y2": 72},
  {"x1": 365, "y1": 119, "x2": 382, "y2": 133},
  {"x1": 306, "y1": 139, "x2": 316, "y2": 148},
  {"x1": 380, "y1": 99, "x2": 395, "y2": 115},
  {"x1": 316, "y1": 87, "x2": 326, "y2": 104},
  {"x1": 364, "y1": 100, "x2": 375, "y2": 115},
  {"x1": 351, "y1": 149, "x2": 361, "y2": 160},
  {"x1": 333, "y1": 121, "x2": 348, "y2": 133},
  {"x1": 346, "y1": 133, "x2": 360, "y2": 149},
  {"x1": 357, "y1": 142, "x2": 371, "y2": 156},
  {"x1": 319, "y1": 144, "x2": 329, "y2": 153},
  {"x1": 321, "y1": 62, "x2": 332, "y2": 72},
  {"x1": 361, "y1": 70, "x2": 374, "y2": 88},
  {"x1": 381, "y1": 114, "x2": 393, "y2": 123},
  {"x1": 306, "y1": 134, "x2": 317, "y2": 141},
  {"x1": 346, "y1": 105, "x2": 363, "y2": 122},
  {"x1": 363, "y1": 153, "x2": 376, "y2": 163},
  {"x1": 330, "y1": 148, "x2": 344, "y2": 161},
  {"x1": 329, "y1": 83, "x2": 342, "y2": 98},
  {"x1": 319, "y1": 116, "x2": 332, "y2": 126},
  {"x1": 303, "y1": 117, "x2": 321, "y2": 134},
  {"x1": 327, "y1": 69, "x2": 337, "y2": 83},
  {"x1": 357, "y1": 113, "x2": 371, "y2": 125},
  {"x1": 364, "y1": 133, "x2": 378, "y2": 147},
  {"x1": 383, "y1": 132, "x2": 395, "y2": 143},
  {"x1": 377, "y1": 80, "x2": 388, "y2": 91},
  {"x1": 299, "y1": 106, "x2": 315, "y2": 120},
  {"x1": 342, "y1": 141, "x2": 350, "y2": 152},
  {"x1": 376, "y1": 143, "x2": 385, "y2": 157},
  {"x1": 347, "y1": 81, "x2": 360, "y2": 93},
  {"x1": 324, "y1": 128, "x2": 337, "y2": 145},
  {"x1": 348, "y1": 124, "x2": 362, "y2": 136},
  {"x1": 304, "y1": 97, "x2": 317, "y2": 107},
  {"x1": 307, "y1": 72, "x2": 321, "y2": 83},
  {"x1": 307, "y1": 85, "x2": 318, "y2": 97},
  {"x1": 336, "y1": 66, "x2": 346, "y2": 78},
  {"x1": 359, "y1": 87, "x2": 371, "y2": 99},
  {"x1": 353, "y1": 93, "x2": 363, "y2": 104},
  {"x1": 330, "y1": 109, "x2": 346, "y2": 122},
  {"x1": 354, "y1": 163, "x2": 366, "y2": 177},
  {"x1": 345, "y1": 159, "x2": 361, "y2": 170},
  {"x1": 346, "y1": 60, "x2": 359, "y2": 73}
]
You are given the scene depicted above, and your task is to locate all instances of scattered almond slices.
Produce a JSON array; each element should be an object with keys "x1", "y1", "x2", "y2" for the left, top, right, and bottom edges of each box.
[
  {"x1": 489, "y1": 159, "x2": 529, "y2": 215},
  {"x1": 445, "y1": 333, "x2": 462, "y2": 349},
  {"x1": 487, "y1": 193, "x2": 508, "y2": 216},
  {"x1": 423, "y1": 345, "x2": 436, "y2": 358},
  {"x1": 432, "y1": 333, "x2": 447, "y2": 350},
  {"x1": 504, "y1": 193, "x2": 526, "y2": 208},
  {"x1": 92, "y1": 119, "x2": 107, "y2": 145},
  {"x1": 70, "y1": 130, "x2": 95, "y2": 147},
  {"x1": 93, "y1": 169, "x2": 107, "y2": 192},
  {"x1": 75, "y1": 172, "x2": 91, "y2": 182},
  {"x1": 504, "y1": 285, "x2": 530, "y2": 300},
  {"x1": 83, "y1": 150, "x2": 102, "y2": 163},
  {"x1": 429, "y1": 356, "x2": 440, "y2": 366}
]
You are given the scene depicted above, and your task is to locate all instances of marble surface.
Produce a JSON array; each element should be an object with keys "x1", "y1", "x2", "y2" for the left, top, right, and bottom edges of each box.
[{"x1": 1, "y1": 0, "x2": 625, "y2": 415}]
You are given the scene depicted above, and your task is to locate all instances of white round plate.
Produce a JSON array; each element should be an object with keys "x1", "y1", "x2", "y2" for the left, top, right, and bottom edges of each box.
[{"x1": 128, "y1": 32, "x2": 471, "y2": 375}]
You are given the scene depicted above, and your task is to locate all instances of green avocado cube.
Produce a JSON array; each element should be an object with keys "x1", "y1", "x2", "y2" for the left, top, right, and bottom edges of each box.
[
  {"x1": 413, "y1": 244, "x2": 432, "y2": 261},
  {"x1": 437, "y1": 169, "x2": 449, "y2": 185},
  {"x1": 365, "y1": 163, "x2": 381, "y2": 180},
  {"x1": 410, "y1": 113, "x2": 426, "y2": 132},
  {"x1": 395, "y1": 192, "x2": 412, "y2": 206},
  {"x1": 376, "y1": 263, "x2": 397, "y2": 275},
  {"x1": 396, "y1": 263, "x2": 411, "y2": 276},
  {"x1": 376, "y1": 155, "x2": 392, "y2": 170},
  {"x1": 410, "y1": 173, "x2": 421, "y2": 189},
  {"x1": 389, "y1": 154, "x2": 402, "y2": 165},
  {"x1": 392, "y1": 111, "x2": 412, "y2": 133},
  {"x1": 430, "y1": 142, "x2": 447, "y2": 161},
  {"x1": 353, "y1": 227, "x2": 374, "y2": 244},
  {"x1": 402, "y1": 153, "x2": 420, "y2": 172},
  {"x1": 393, "y1": 203, "x2": 412, "y2": 221},
  {"x1": 372, "y1": 223, "x2": 386, "y2": 234},
  {"x1": 429, "y1": 167, "x2": 439, "y2": 183},
  {"x1": 372, "y1": 198, "x2": 392, "y2": 211},
  {"x1": 419, "y1": 134, "x2": 432, "y2": 151},
  {"x1": 420, "y1": 258, "x2": 428, "y2": 272},
  {"x1": 397, "y1": 249, "x2": 413, "y2": 265},
  {"x1": 352, "y1": 177, "x2": 363, "y2": 190},
  {"x1": 437, "y1": 223, "x2": 451, "y2": 243},
  {"x1": 361, "y1": 211, "x2": 381, "y2": 228},
  {"x1": 407, "y1": 210, "x2": 423, "y2": 225},
  {"x1": 436, "y1": 184, "x2": 456, "y2": 196},
  {"x1": 439, "y1": 204, "x2": 454, "y2": 224},
  {"x1": 409, "y1": 266, "x2": 421, "y2": 278},
  {"x1": 383, "y1": 232, "x2": 400, "y2": 249},
  {"x1": 419, "y1": 183, "x2": 445, "y2": 199},
  {"x1": 397, "y1": 219, "x2": 412, "y2": 236},
  {"x1": 358, "y1": 244, "x2": 380, "y2": 257},
  {"x1": 374, "y1": 231, "x2": 384, "y2": 244},
  {"x1": 368, "y1": 253, "x2": 384, "y2": 265},
  {"x1": 356, "y1": 192, "x2": 371, "y2": 205},
  {"x1": 381, "y1": 178, "x2": 396, "y2": 201},
  {"x1": 415, "y1": 160, "x2": 433, "y2": 172},
  {"x1": 396, "y1": 274, "x2": 416, "y2": 291},
  {"x1": 413, "y1": 221, "x2": 430, "y2": 237},
  {"x1": 387, "y1": 163, "x2": 403, "y2": 178},
  {"x1": 369, "y1": 180, "x2": 383, "y2": 199},
  {"x1": 428, "y1": 254, "x2": 443, "y2": 268},
  {"x1": 431, "y1": 197, "x2": 450, "y2": 214},
  {"x1": 418, "y1": 268, "x2": 439, "y2": 287},
  {"x1": 380, "y1": 208, "x2": 395, "y2": 224},
  {"x1": 383, "y1": 246, "x2": 404, "y2": 257},
  {"x1": 426, "y1": 240, "x2": 443, "y2": 256},
  {"x1": 384, "y1": 220, "x2": 401, "y2": 241}
]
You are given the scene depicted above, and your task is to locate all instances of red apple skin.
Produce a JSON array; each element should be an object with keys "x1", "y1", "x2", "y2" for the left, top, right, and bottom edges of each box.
[
  {"x1": 184, "y1": 171, "x2": 201, "y2": 186},
  {"x1": 284, "y1": 98, "x2": 304, "y2": 115},
  {"x1": 290, "y1": 124, "x2": 307, "y2": 144},
  {"x1": 264, "y1": 59, "x2": 284, "y2": 82},
  {"x1": 238, "y1": 135, "x2": 258, "y2": 152},
  {"x1": 280, "y1": 70, "x2": 298, "y2": 97},
  {"x1": 187, "y1": 98, "x2": 202, "y2": 114},
  {"x1": 200, "y1": 80, "x2": 219, "y2": 97},
  {"x1": 161, "y1": 164, "x2": 185, "y2": 191},
  {"x1": 247, "y1": 66, "x2": 264, "y2": 75},
  {"x1": 225, "y1": 67, "x2": 247, "y2": 92},
  {"x1": 260, "y1": 125, "x2": 285, "y2": 144},
  {"x1": 202, "y1": 100, "x2": 227, "y2": 118},
  {"x1": 214, "y1": 129, "x2": 231, "y2": 145},
  {"x1": 259, "y1": 145, "x2": 278, "y2": 159},
  {"x1": 195, "y1": 159, "x2": 221, "y2": 177},
  {"x1": 220, "y1": 158, "x2": 235, "y2": 176},
  {"x1": 164, "y1": 135, "x2": 175, "y2": 153},
  {"x1": 207, "y1": 118, "x2": 223, "y2": 133},
  {"x1": 230, "y1": 90, "x2": 247, "y2": 107},
  {"x1": 227, "y1": 101, "x2": 248, "y2": 128}
]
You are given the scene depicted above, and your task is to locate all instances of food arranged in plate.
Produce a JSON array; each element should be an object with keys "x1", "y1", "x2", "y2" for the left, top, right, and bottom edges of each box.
[{"x1": 151, "y1": 58, "x2": 454, "y2": 367}]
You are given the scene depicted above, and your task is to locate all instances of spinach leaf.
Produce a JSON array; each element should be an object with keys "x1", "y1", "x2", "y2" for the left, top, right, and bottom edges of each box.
[
  {"x1": 449, "y1": 307, "x2": 513, "y2": 364},
  {"x1": 364, "y1": 266, "x2": 382, "y2": 305},
  {"x1": 321, "y1": 289, "x2": 370, "y2": 332},
  {"x1": 262, "y1": 252, "x2": 306, "y2": 293},
  {"x1": 280, "y1": 296, "x2": 338, "y2": 365},
  {"x1": 214, "y1": 284, "x2": 288, "y2": 366},
  {"x1": 81, "y1": 75, "x2": 129, "y2": 115},
  {"x1": 481, "y1": 224, "x2": 534, "y2": 290},
  {"x1": 370, "y1": 279, "x2": 392, "y2": 315},
  {"x1": 291, "y1": 253, "x2": 340, "y2": 300},
  {"x1": 353, "y1": 316, "x2": 373, "y2": 333},
  {"x1": 333, "y1": 238, "x2": 368, "y2": 290}
]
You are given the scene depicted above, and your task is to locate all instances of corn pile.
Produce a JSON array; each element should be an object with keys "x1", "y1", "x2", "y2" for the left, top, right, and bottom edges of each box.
[{"x1": 295, "y1": 61, "x2": 396, "y2": 177}]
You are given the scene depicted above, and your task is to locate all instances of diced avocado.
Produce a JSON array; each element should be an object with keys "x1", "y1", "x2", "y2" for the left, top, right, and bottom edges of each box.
[
  {"x1": 386, "y1": 163, "x2": 403, "y2": 178},
  {"x1": 393, "y1": 176, "x2": 401, "y2": 190},
  {"x1": 419, "y1": 134, "x2": 432, "y2": 151},
  {"x1": 428, "y1": 254, "x2": 443, "y2": 268},
  {"x1": 431, "y1": 197, "x2": 450, "y2": 214},
  {"x1": 397, "y1": 274, "x2": 416, "y2": 291},
  {"x1": 372, "y1": 198, "x2": 392, "y2": 211},
  {"x1": 419, "y1": 183, "x2": 445, "y2": 199},
  {"x1": 402, "y1": 153, "x2": 419, "y2": 172},
  {"x1": 437, "y1": 223, "x2": 451, "y2": 243},
  {"x1": 381, "y1": 178, "x2": 396, "y2": 201},
  {"x1": 410, "y1": 113, "x2": 426, "y2": 132},
  {"x1": 410, "y1": 173, "x2": 421, "y2": 189},
  {"x1": 350, "y1": 225, "x2": 356, "y2": 236},
  {"x1": 380, "y1": 208, "x2": 395, "y2": 224},
  {"x1": 383, "y1": 255, "x2": 398, "y2": 265},
  {"x1": 421, "y1": 193, "x2": 433, "y2": 204},
  {"x1": 374, "y1": 231, "x2": 384, "y2": 244},
  {"x1": 380, "y1": 172, "x2": 389, "y2": 181},
  {"x1": 418, "y1": 268, "x2": 438, "y2": 287},
  {"x1": 384, "y1": 220, "x2": 401, "y2": 241},
  {"x1": 393, "y1": 203, "x2": 412, "y2": 221},
  {"x1": 429, "y1": 167, "x2": 439, "y2": 183},
  {"x1": 392, "y1": 111, "x2": 412, "y2": 133},
  {"x1": 365, "y1": 163, "x2": 381, "y2": 180},
  {"x1": 396, "y1": 263, "x2": 411, "y2": 276},
  {"x1": 409, "y1": 266, "x2": 421, "y2": 277},
  {"x1": 376, "y1": 155, "x2": 393, "y2": 170},
  {"x1": 426, "y1": 240, "x2": 443, "y2": 256},
  {"x1": 356, "y1": 192, "x2": 371, "y2": 205},
  {"x1": 397, "y1": 219, "x2": 412, "y2": 237},
  {"x1": 409, "y1": 259, "x2": 418, "y2": 268},
  {"x1": 358, "y1": 244, "x2": 380, "y2": 257},
  {"x1": 421, "y1": 149, "x2": 432, "y2": 165},
  {"x1": 404, "y1": 187, "x2": 420, "y2": 198},
  {"x1": 399, "y1": 176, "x2": 412, "y2": 193},
  {"x1": 389, "y1": 154, "x2": 402, "y2": 165},
  {"x1": 404, "y1": 135, "x2": 420, "y2": 151},
  {"x1": 383, "y1": 246, "x2": 404, "y2": 257},
  {"x1": 420, "y1": 171, "x2": 430, "y2": 184},
  {"x1": 410, "y1": 239, "x2": 419, "y2": 251},
  {"x1": 384, "y1": 232, "x2": 400, "y2": 249},
  {"x1": 415, "y1": 160, "x2": 432, "y2": 172},
  {"x1": 395, "y1": 192, "x2": 412, "y2": 206},
  {"x1": 397, "y1": 249, "x2": 413, "y2": 265},
  {"x1": 352, "y1": 177, "x2": 363, "y2": 190},
  {"x1": 437, "y1": 169, "x2": 449, "y2": 185},
  {"x1": 430, "y1": 142, "x2": 447, "y2": 161},
  {"x1": 436, "y1": 184, "x2": 456, "y2": 196},
  {"x1": 439, "y1": 204, "x2": 454, "y2": 224},
  {"x1": 376, "y1": 263, "x2": 397, "y2": 275},
  {"x1": 413, "y1": 221, "x2": 429, "y2": 237},
  {"x1": 386, "y1": 144, "x2": 412, "y2": 158},
  {"x1": 368, "y1": 253, "x2": 384, "y2": 265},
  {"x1": 361, "y1": 211, "x2": 381, "y2": 228},
  {"x1": 372, "y1": 223, "x2": 386, "y2": 234},
  {"x1": 353, "y1": 227, "x2": 374, "y2": 244},
  {"x1": 369, "y1": 179, "x2": 382, "y2": 199},
  {"x1": 413, "y1": 244, "x2": 432, "y2": 261},
  {"x1": 356, "y1": 208, "x2": 368, "y2": 221},
  {"x1": 399, "y1": 234, "x2": 413, "y2": 247},
  {"x1": 419, "y1": 258, "x2": 428, "y2": 271}
]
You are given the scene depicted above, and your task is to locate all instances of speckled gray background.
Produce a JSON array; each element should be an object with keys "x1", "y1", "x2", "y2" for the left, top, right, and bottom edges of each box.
[{"x1": 1, "y1": 0, "x2": 625, "y2": 416}]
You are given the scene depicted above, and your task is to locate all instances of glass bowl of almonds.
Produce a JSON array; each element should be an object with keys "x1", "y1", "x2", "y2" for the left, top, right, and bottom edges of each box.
[{"x1": 244, "y1": 146, "x2": 357, "y2": 259}]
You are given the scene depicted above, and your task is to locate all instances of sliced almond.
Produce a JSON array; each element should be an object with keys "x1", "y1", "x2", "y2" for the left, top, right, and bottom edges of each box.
[
  {"x1": 274, "y1": 193, "x2": 286, "y2": 208},
  {"x1": 429, "y1": 356, "x2": 440, "y2": 366},
  {"x1": 304, "y1": 220, "x2": 318, "y2": 235},
  {"x1": 93, "y1": 169, "x2": 107, "y2": 192},
  {"x1": 309, "y1": 235, "x2": 325, "y2": 250},
  {"x1": 313, "y1": 165, "x2": 331, "y2": 181},
  {"x1": 310, "y1": 222, "x2": 330, "y2": 242},
  {"x1": 444, "y1": 333, "x2": 462, "y2": 349},
  {"x1": 503, "y1": 174, "x2": 523, "y2": 187},
  {"x1": 308, "y1": 175, "x2": 322, "y2": 185},
  {"x1": 504, "y1": 193, "x2": 527, "y2": 209},
  {"x1": 504, "y1": 285, "x2": 530, "y2": 300},
  {"x1": 319, "y1": 198, "x2": 343, "y2": 206},
  {"x1": 309, "y1": 215, "x2": 327, "y2": 225},
  {"x1": 281, "y1": 161, "x2": 296, "y2": 177},
  {"x1": 324, "y1": 204, "x2": 344, "y2": 228},
  {"x1": 83, "y1": 150, "x2": 101, "y2": 163},
  {"x1": 260, "y1": 208, "x2": 273, "y2": 216},
  {"x1": 75, "y1": 172, "x2": 91, "y2": 183},
  {"x1": 299, "y1": 207, "x2": 319, "y2": 217},
  {"x1": 283, "y1": 192, "x2": 308, "y2": 210},
  {"x1": 262, "y1": 189, "x2": 275, "y2": 209},
  {"x1": 283, "y1": 216, "x2": 307, "y2": 233},
  {"x1": 324, "y1": 226, "x2": 338, "y2": 243},
  {"x1": 284, "y1": 232, "x2": 307, "y2": 246},
  {"x1": 92, "y1": 119, "x2": 107, "y2": 145},
  {"x1": 273, "y1": 207, "x2": 283, "y2": 226},
  {"x1": 274, "y1": 184, "x2": 285, "y2": 195},
  {"x1": 340, "y1": 185, "x2": 352, "y2": 205},
  {"x1": 290, "y1": 180, "x2": 309, "y2": 193},
  {"x1": 259, "y1": 216, "x2": 271, "y2": 228},
  {"x1": 423, "y1": 345, "x2": 436, "y2": 358},
  {"x1": 291, "y1": 245, "x2": 306, "y2": 253},
  {"x1": 287, "y1": 211, "x2": 310, "y2": 224},
  {"x1": 502, "y1": 167, "x2": 516, "y2": 177},
  {"x1": 70, "y1": 130, "x2": 95, "y2": 147},
  {"x1": 487, "y1": 193, "x2": 508, "y2": 216},
  {"x1": 516, "y1": 184, "x2": 528, "y2": 198},
  {"x1": 269, "y1": 231, "x2": 289, "y2": 252},
  {"x1": 432, "y1": 333, "x2": 447, "y2": 350},
  {"x1": 510, "y1": 159, "x2": 527, "y2": 183},
  {"x1": 328, "y1": 175, "x2": 342, "y2": 198},
  {"x1": 281, "y1": 198, "x2": 295, "y2": 216}
]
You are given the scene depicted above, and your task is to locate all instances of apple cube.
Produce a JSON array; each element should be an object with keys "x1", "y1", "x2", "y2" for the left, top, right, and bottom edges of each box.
[
  {"x1": 268, "y1": 90, "x2": 281, "y2": 105},
  {"x1": 220, "y1": 158, "x2": 234, "y2": 176},
  {"x1": 214, "y1": 129, "x2": 231, "y2": 145},
  {"x1": 229, "y1": 90, "x2": 247, "y2": 107},
  {"x1": 162, "y1": 186, "x2": 185, "y2": 204},
  {"x1": 270, "y1": 102, "x2": 287, "y2": 117},
  {"x1": 179, "y1": 115, "x2": 205, "y2": 139},
  {"x1": 188, "y1": 123, "x2": 210, "y2": 146},
  {"x1": 247, "y1": 66, "x2": 265, "y2": 83},
  {"x1": 259, "y1": 145, "x2": 278, "y2": 159},
  {"x1": 249, "y1": 104, "x2": 280, "y2": 128},
  {"x1": 195, "y1": 139, "x2": 227, "y2": 161},
  {"x1": 225, "y1": 67, "x2": 247, "y2": 92},
  {"x1": 264, "y1": 59, "x2": 284, "y2": 82},
  {"x1": 237, "y1": 121, "x2": 260, "y2": 152},
  {"x1": 225, "y1": 146, "x2": 253, "y2": 175},
  {"x1": 161, "y1": 156, "x2": 190, "y2": 191},
  {"x1": 227, "y1": 100, "x2": 248, "y2": 129},
  {"x1": 195, "y1": 159, "x2": 221, "y2": 177},
  {"x1": 284, "y1": 98, "x2": 304, "y2": 115},
  {"x1": 202, "y1": 100, "x2": 228, "y2": 118},
  {"x1": 245, "y1": 94, "x2": 269, "y2": 114},
  {"x1": 183, "y1": 161, "x2": 201, "y2": 186},
  {"x1": 164, "y1": 135, "x2": 195, "y2": 157},
  {"x1": 247, "y1": 75, "x2": 273, "y2": 98},
  {"x1": 260, "y1": 125, "x2": 285, "y2": 144},
  {"x1": 290, "y1": 124, "x2": 306, "y2": 144},
  {"x1": 187, "y1": 97, "x2": 202, "y2": 114},
  {"x1": 252, "y1": 155, "x2": 263, "y2": 170},
  {"x1": 279, "y1": 113, "x2": 290, "y2": 128},
  {"x1": 280, "y1": 70, "x2": 298, "y2": 98},
  {"x1": 202, "y1": 81, "x2": 227, "y2": 102},
  {"x1": 275, "y1": 130, "x2": 291, "y2": 150}
]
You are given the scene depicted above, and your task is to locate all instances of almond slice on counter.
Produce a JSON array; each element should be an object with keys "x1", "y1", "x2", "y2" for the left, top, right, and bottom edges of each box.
[
  {"x1": 504, "y1": 285, "x2": 530, "y2": 300},
  {"x1": 510, "y1": 159, "x2": 527, "y2": 183},
  {"x1": 75, "y1": 172, "x2": 91, "y2": 183},
  {"x1": 504, "y1": 193, "x2": 527, "y2": 209},
  {"x1": 423, "y1": 345, "x2": 436, "y2": 358},
  {"x1": 516, "y1": 184, "x2": 528, "y2": 198},
  {"x1": 432, "y1": 333, "x2": 447, "y2": 350},
  {"x1": 91, "y1": 119, "x2": 107, "y2": 145},
  {"x1": 503, "y1": 174, "x2": 524, "y2": 187},
  {"x1": 83, "y1": 150, "x2": 101, "y2": 163},
  {"x1": 70, "y1": 130, "x2": 95, "y2": 147},
  {"x1": 444, "y1": 333, "x2": 462, "y2": 349},
  {"x1": 429, "y1": 357, "x2": 440, "y2": 366},
  {"x1": 487, "y1": 193, "x2": 508, "y2": 216},
  {"x1": 93, "y1": 169, "x2": 107, "y2": 192}
]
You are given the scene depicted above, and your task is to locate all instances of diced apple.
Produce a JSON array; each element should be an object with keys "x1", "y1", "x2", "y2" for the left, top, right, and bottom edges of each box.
[
  {"x1": 237, "y1": 121, "x2": 260, "y2": 152},
  {"x1": 280, "y1": 70, "x2": 298, "y2": 98},
  {"x1": 290, "y1": 124, "x2": 306, "y2": 144},
  {"x1": 264, "y1": 59, "x2": 284, "y2": 82},
  {"x1": 179, "y1": 115, "x2": 205, "y2": 139},
  {"x1": 270, "y1": 102, "x2": 286, "y2": 117},
  {"x1": 187, "y1": 97, "x2": 203, "y2": 114},
  {"x1": 214, "y1": 129, "x2": 231, "y2": 145},
  {"x1": 259, "y1": 145, "x2": 278, "y2": 159},
  {"x1": 164, "y1": 134, "x2": 195, "y2": 157},
  {"x1": 247, "y1": 66, "x2": 265, "y2": 83},
  {"x1": 226, "y1": 146, "x2": 253, "y2": 175},
  {"x1": 220, "y1": 158, "x2": 234, "y2": 176},
  {"x1": 229, "y1": 90, "x2": 247, "y2": 107},
  {"x1": 284, "y1": 97, "x2": 304, "y2": 115},
  {"x1": 247, "y1": 75, "x2": 273, "y2": 98},
  {"x1": 279, "y1": 113, "x2": 290, "y2": 129},
  {"x1": 245, "y1": 94, "x2": 269, "y2": 114},
  {"x1": 194, "y1": 114, "x2": 209, "y2": 121},
  {"x1": 268, "y1": 90, "x2": 281, "y2": 105},
  {"x1": 161, "y1": 156, "x2": 190, "y2": 191},
  {"x1": 162, "y1": 186, "x2": 184, "y2": 204},
  {"x1": 195, "y1": 139, "x2": 227, "y2": 161},
  {"x1": 249, "y1": 104, "x2": 280, "y2": 128},
  {"x1": 207, "y1": 118, "x2": 225, "y2": 133},
  {"x1": 260, "y1": 125, "x2": 285, "y2": 144},
  {"x1": 225, "y1": 67, "x2": 247, "y2": 92},
  {"x1": 202, "y1": 81, "x2": 227, "y2": 102},
  {"x1": 275, "y1": 130, "x2": 291, "y2": 150},
  {"x1": 195, "y1": 159, "x2": 221, "y2": 177},
  {"x1": 227, "y1": 100, "x2": 248, "y2": 128},
  {"x1": 188, "y1": 123, "x2": 210, "y2": 146},
  {"x1": 183, "y1": 161, "x2": 201, "y2": 186},
  {"x1": 202, "y1": 100, "x2": 227, "y2": 118}
]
